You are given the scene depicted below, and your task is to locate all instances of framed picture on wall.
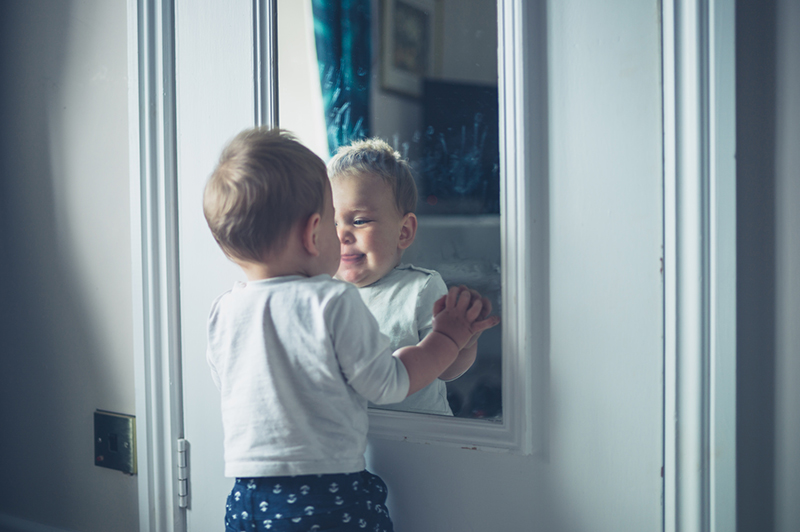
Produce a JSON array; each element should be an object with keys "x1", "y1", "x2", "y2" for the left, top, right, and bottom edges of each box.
[{"x1": 381, "y1": 0, "x2": 440, "y2": 98}]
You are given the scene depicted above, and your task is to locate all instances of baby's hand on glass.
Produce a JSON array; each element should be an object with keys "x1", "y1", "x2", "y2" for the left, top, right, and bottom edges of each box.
[
  {"x1": 440, "y1": 284, "x2": 500, "y2": 348},
  {"x1": 432, "y1": 286, "x2": 500, "y2": 350},
  {"x1": 463, "y1": 285, "x2": 494, "y2": 348},
  {"x1": 435, "y1": 285, "x2": 497, "y2": 349}
]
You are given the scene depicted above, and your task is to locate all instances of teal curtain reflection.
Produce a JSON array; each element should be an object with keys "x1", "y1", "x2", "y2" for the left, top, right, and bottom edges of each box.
[{"x1": 311, "y1": 0, "x2": 371, "y2": 156}]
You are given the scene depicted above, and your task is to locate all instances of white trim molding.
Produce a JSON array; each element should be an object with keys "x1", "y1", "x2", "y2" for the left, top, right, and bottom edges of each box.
[
  {"x1": 254, "y1": 0, "x2": 278, "y2": 127},
  {"x1": 662, "y1": 0, "x2": 736, "y2": 531},
  {"x1": 128, "y1": 0, "x2": 184, "y2": 531}
]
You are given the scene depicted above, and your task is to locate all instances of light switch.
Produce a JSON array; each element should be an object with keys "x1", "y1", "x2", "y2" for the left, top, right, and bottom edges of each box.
[{"x1": 94, "y1": 410, "x2": 136, "y2": 475}]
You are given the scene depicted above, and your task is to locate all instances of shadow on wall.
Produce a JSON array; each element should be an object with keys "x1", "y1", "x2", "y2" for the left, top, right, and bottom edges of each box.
[
  {"x1": 737, "y1": 1, "x2": 777, "y2": 531},
  {"x1": 0, "y1": 1, "x2": 137, "y2": 531}
]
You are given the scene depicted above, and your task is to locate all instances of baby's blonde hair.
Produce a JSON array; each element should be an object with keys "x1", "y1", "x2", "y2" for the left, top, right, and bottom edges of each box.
[
  {"x1": 203, "y1": 128, "x2": 328, "y2": 262},
  {"x1": 327, "y1": 138, "x2": 418, "y2": 214}
]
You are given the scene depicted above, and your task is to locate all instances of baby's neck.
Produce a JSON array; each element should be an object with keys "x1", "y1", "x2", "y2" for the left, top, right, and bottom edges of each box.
[
  {"x1": 237, "y1": 261, "x2": 304, "y2": 281},
  {"x1": 235, "y1": 241, "x2": 317, "y2": 282}
]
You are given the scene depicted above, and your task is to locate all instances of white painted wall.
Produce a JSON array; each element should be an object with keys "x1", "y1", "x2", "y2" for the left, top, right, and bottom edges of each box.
[
  {"x1": 0, "y1": 1, "x2": 138, "y2": 532},
  {"x1": 438, "y1": 0, "x2": 498, "y2": 84}
]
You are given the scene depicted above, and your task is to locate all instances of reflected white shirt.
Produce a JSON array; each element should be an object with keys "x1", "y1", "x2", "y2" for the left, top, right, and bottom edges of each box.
[{"x1": 359, "y1": 264, "x2": 454, "y2": 416}]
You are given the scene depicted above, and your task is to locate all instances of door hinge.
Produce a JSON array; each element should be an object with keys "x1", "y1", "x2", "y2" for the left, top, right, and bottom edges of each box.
[{"x1": 177, "y1": 438, "x2": 189, "y2": 509}]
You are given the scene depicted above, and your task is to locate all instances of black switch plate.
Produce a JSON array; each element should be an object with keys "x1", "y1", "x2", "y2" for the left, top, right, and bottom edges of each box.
[{"x1": 94, "y1": 410, "x2": 136, "y2": 475}]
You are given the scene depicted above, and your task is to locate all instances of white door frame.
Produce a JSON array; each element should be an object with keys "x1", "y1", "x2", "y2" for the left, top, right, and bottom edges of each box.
[
  {"x1": 128, "y1": 0, "x2": 184, "y2": 531},
  {"x1": 128, "y1": 1, "x2": 738, "y2": 531},
  {"x1": 662, "y1": 0, "x2": 736, "y2": 531}
]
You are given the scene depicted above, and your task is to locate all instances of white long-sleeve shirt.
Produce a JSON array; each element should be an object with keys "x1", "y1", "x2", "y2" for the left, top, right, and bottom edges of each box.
[{"x1": 206, "y1": 274, "x2": 409, "y2": 478}]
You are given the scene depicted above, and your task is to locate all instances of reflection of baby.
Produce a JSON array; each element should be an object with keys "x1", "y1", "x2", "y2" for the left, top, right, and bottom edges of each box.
[{"x1": 329, "y1": 138, "x2": 495, "y2": 416}]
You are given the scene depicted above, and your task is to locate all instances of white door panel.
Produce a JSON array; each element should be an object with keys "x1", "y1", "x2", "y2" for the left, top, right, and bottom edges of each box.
[
  {"x1": 175, "y1": 1, "x2": 257, "y2": 528},
  {"x1": 173, "y1": 1, "x2": 664, "y2": 531}
]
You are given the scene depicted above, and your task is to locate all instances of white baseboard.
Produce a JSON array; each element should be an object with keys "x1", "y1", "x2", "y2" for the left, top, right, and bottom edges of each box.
[{"x1": 0, "y1": 514, "x2": 75, "y2": 532}]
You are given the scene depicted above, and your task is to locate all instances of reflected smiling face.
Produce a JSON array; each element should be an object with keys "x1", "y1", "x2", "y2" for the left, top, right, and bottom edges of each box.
[{"x1": 331, "y1": 174, "x2": 413, "y2": 287}]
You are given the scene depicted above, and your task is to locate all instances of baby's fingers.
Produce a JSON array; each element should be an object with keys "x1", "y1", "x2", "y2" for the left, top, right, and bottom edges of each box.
[
  {"x1": 455, "y1": 288, "x2": 473, "y2": 311},
  {"x1": 461, "y1": 285, "x2": 483, "y2": 305},
  {"x1": 478, "y1": 296, "x2": 492, "y2": 320},
  {"x1": 445, "y1": 286, "x2": 461, "y2": 308},
  {"x1": 432, "y1": 295, "x2": 446, "y2": 316},
  {"x1": 466, "y1": 297, "x2": 484, "y2": 321},
  {"x1": 471, "y1": 315, "x2": 501, "y2": 334},
  {"x1": 458, "y1": 285, "x2": 492, "y2": 319}
]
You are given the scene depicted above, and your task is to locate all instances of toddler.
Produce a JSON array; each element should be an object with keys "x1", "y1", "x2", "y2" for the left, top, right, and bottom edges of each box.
[
  {"x1": 329, "y1": 138, "x2": 494, "y2": 416},
  {"x1": 203, "y1": 128, "x2": 497, "y2": 531}
]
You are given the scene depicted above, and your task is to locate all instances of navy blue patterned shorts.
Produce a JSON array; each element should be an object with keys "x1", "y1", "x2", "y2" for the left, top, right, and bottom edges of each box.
[{"x1": 224, "y1": 470, "x2": 394, "y2": 532}]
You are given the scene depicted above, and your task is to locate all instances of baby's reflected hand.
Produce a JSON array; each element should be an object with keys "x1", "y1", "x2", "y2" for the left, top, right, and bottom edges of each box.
[
  {"x1": 459, "y1": 285, "x2": 493, "y2": 348},
  {"x1": 432, "y1": 286, "x2": 500, "y2": 350}
]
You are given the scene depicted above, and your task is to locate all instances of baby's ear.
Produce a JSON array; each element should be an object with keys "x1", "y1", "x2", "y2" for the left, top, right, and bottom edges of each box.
[
  {"x1": 302, "y1": 212, "x2": 322, "y2": 256},
  {"x1": 398, "y1": 213, "x2": 417, "y2": 250}
]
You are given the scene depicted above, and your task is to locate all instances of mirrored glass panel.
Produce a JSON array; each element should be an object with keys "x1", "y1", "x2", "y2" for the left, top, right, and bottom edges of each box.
[{"x1": 278, "y1": 0, "x2": 500, "y2": 421}]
